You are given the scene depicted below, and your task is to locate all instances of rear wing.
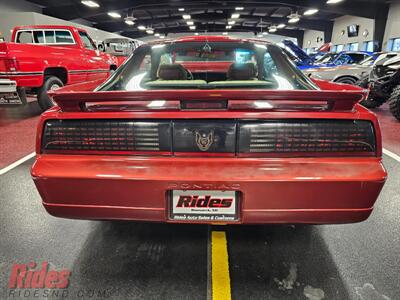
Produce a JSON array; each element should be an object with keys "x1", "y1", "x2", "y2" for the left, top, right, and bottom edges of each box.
[{"x1": 50, "y1": 89, "x2": 366, "y2": 112}]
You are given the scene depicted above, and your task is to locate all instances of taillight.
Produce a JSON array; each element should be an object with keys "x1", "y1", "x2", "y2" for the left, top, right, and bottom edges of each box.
[
  {"x1": 41, "y1": 119, "x2": 376, "y2": 157},
  {"x1": 238, "y1": 120, "x2": 376, "y2": 157},
  {"x1": 41, "y1": 120, "x2": 171, "y2": 155},
  {"x1": 4, "y1": 58, "x2": 19, "y2": 72}
]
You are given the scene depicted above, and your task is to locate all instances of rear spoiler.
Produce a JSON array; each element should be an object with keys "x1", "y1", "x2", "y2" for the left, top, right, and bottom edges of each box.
[{"x1": 51, "y1": 89, "x2": 366, "y2": 112}]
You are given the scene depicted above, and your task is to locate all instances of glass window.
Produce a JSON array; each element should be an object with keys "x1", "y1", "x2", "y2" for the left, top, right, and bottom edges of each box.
[
  {"x1": 78, "y1": 31, "x2": 96, "y2": 50},
  {"x1": 16, "y1": 31, "x2": 33, "y2": 43},
  {"x1": 362, "y1": 41, "x2": 374, "y2": 52},
  {"x1": 348, "y1": 42, "x2": 359, "y2": 51},
  {"x1": 97, "y1": 41, "x2": 317, "y2": 92},
  {"x1": 388, "y1": 38, "x2": 400, "y2": 51},
  {"x1": 55, "y1": 31, "x2": 74, "y2": 44},
  {"x1": 33, "y1": 31, "x2": 45, "y2": 43},
  {"x1": 334, "y1": 44, "x2": 344, "y2": 53},
  {"x1": 44, "y1": 31, "x2": 55, "y2": 43}
]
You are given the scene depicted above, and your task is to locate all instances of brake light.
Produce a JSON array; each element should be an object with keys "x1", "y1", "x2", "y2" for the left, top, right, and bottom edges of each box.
[
  {"x1": 4, "y1": 58, "x2": 19, "y2": 72},
  {"x1": 41, "y1": 119, "x2": 376, "y2": 157},
  {"x1": 41, "y1": 120, "x2": 172, "y2": 155},
  {"x1": 238, "y1": 120, "x2": 376, "y2": 157}
]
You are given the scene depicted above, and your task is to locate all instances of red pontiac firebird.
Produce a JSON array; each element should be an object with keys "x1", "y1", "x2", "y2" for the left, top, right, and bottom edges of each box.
[{"x1": 31, "y1": 36, "x2": 387, "y2": 224}]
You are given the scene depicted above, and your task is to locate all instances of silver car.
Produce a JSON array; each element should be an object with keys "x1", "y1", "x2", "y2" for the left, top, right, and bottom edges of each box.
[
  {"x1": 305, "y1": 53, "x2": 399, "y2": 85},
  {"x1": 304, "y1": 56, "x2": 375, "y2": 85}
]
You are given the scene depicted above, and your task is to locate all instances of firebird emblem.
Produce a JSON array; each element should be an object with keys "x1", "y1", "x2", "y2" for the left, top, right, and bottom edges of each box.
[{"x1": 195, "y1": 130, "x2": 214, "y2": 151}]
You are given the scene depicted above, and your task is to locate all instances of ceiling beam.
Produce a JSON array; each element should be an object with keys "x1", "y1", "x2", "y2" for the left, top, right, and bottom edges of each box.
[
  {"x1": 94, "y1": 13, "x2": 333, "y2": 33},
  {"x1": 42, "y1": 0, "x2": 385, "y2": 21},
  {"x1": 120, "y1": 24, "x2": 303, "y2": 39}
]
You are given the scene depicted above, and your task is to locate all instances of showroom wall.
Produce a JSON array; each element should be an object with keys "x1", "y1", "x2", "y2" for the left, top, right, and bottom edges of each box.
[
  {"x1": 383, "y1": 1, "x2": 400, "y2": 50},
  {"x1": 303, "y1": 30, "x2": 325, "y2": 51},
  {"x1": 330, "y1": 15, "x2": 374, "y2": 49}
]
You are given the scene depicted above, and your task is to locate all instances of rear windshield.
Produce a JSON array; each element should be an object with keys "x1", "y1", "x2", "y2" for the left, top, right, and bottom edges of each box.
[{"x1": 98, "y1": 41, "x2": 317, "y2": 91}]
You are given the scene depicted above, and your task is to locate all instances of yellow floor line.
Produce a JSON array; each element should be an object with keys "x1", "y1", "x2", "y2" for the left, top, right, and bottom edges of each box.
[{"x1": 211, "y1": 231, "x2": 232, "y2": 300}]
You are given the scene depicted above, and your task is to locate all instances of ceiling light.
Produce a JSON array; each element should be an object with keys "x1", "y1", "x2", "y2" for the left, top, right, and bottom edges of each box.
[
  {"x1": 178, "y1": 8, "x2": 185, "y2": 11},
  {"x1": 235, "y1": 7, "x2": 244, "y2": 11},
  {"x1": 228, "y1": 20, "x2": 236, "y2": 25},
  {"x1": 327, "y1": 0, "x2": 344, "y2": 3},
  {"x1": 222, "y1": 32, "x2": 228, "y2": 35},
  {"x1": 269, "y1": 26, "x2": 277, "y2": 33},
  {"x1": 262, "y1": 32, "x2": 268, "y2": 35},
  {"x1": 159, "y1": 35, "x2": 165, "y2": 38},
  {"x1": 304, "y1": 8, "x2": 319, "y2": 16},
  {"x1": 231, "y1": 13, "x2": 240, "y2": 19},
  {"x1": 182, "y1": 14, "x2": 191, "y2": 20},
  {"x1": 194, "y1": 32, "x2": 199, "y2": 35},
  {"x1": 146, "y1": 29, "x2": 154, "y2": 34},
  {"x1": 138, "y1": 25, "x2": 146, "y2": 30},
  {"x1": 125, "y1": 20, "x2": 134, "y2": 25},
  {"x1": 81, "y1": 1, "x2": 99, "y2": 8},
  {"x1": 154, "y1": 33, "x2": 160, "y2": 37},
  {"x1": 108, "y1": 12, "x2": 121, "y2": 18},
  {"x1": 288, "y1": 13, "x2": 301, "y2": 23},
  {"x1": 226, "y1": 25, "x2": 232, "y2": 29},
  {"x1": 186, "y1": 21, "x2": 194, "y2": 25},
  {"x1": 277, "y1": 24, "x2": 286, "y2": 29},
  {"x1": 189, "y1": 26, "x2": 196, "y2": 30},
  {"x1": 257, "y1": 33, "x2": 263, "y2": 38}
]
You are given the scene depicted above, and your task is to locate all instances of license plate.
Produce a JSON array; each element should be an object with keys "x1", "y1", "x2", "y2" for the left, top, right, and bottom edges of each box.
[
  {"x1": 170, "y1": 190, "x2": 238, "y2": 222},
  {"x1": 0, "y1": 92, "x2": 21, "y2": 105}
]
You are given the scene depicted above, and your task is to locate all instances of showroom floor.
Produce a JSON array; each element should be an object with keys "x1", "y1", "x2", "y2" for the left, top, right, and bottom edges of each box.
[{"x1": 0, "y1": 102, "x2": 399, "y2": 299}]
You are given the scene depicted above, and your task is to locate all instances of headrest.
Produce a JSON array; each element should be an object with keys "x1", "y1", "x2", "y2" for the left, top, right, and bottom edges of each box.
[
  {"x1": 227, "y1": 63, "x2": 257, "y2": 80},
  {"x1": 157, "y1": 64, "x2": 190, "y2": 80}
]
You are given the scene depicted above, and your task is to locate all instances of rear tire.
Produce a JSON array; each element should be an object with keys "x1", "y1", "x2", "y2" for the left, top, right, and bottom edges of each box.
[
  {"x1": 388, "y1": 86, "x2": 400, "y2": 121},
  {"x1": 37, "y1": 76, "x2": 63, "y2": 111},
  {"x1": 17, "y1": 87, "x2": 27, "y2": 105}
]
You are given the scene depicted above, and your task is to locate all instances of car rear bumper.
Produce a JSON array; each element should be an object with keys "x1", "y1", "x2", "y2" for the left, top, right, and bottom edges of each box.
[{"x1": 31, "y1": 155, "x2": 387, "y2": 224}]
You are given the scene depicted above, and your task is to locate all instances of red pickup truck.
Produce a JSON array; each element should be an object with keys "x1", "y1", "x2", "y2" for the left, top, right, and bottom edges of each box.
[{"x1": 0, "y1": 25, "x2": 118, "y2": 110}]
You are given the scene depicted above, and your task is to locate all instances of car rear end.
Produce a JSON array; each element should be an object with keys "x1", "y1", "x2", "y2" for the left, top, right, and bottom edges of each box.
[
  {"x1": 0, "y1": 42, "x2": 23, "y2": 104},
  {"x1": 31, "y1": 38, "x2": 386, "y2": 224}
]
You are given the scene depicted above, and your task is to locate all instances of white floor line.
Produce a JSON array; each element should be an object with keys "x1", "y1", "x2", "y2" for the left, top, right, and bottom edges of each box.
[
  {"x1": 0, "y1": 152, "x2": 36, "y2": 176},
  {"x1": 383, "y1": 148, "x2": 400, "y2": 163}
]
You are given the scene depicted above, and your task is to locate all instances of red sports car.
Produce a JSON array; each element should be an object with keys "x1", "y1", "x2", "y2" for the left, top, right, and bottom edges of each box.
[{"x1": 31, "y1": 36, "x2": 387, "y2": 224}]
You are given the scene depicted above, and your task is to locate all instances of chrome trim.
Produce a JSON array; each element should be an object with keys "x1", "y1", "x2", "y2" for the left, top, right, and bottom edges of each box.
[{"x1": 0, "y1": 71, "x2": 43, "y2": 76}]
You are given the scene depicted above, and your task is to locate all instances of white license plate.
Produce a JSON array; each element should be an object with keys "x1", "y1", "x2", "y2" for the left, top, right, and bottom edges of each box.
[{"x1": 170, "y1": 190, "x2": 238, "y2": 222}]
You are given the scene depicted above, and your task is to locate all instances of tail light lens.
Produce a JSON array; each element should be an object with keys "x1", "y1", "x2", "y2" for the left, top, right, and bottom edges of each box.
[
  {"x1": 41, "y1": 119, "x2": 376, "y2": 157},
  {"x1": 238, "y1": 120, "x2": 376, "y2": 157},
  {"x1": 4, "y1": 58, "x2": 19, "y2": 72},
  {"x1": 41, "y1": 120, "x2": 171, "y2": 155}
]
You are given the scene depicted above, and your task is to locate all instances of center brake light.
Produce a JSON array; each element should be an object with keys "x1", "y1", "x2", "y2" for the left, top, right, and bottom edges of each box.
[{"x1": 41, "y1": 119, "x2": 376, "y2": 157}]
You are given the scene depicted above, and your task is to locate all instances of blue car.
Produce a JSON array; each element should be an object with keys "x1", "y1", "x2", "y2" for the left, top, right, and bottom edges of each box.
[{"x1": 281, "y1": 40, "x2": 373, "y2": 70}]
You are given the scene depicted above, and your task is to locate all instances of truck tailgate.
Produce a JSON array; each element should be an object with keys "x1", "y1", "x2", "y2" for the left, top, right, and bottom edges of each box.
[{"x1": 0, "y1": 42, "x2": 9, "y2": 72}]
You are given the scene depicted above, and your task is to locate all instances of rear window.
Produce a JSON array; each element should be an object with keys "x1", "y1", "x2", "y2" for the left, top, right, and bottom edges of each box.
[
  {"x1": 15, "y1": 29, "x2": 74, "y2": 44},
  {"x1": 98, "y1": 41, "x2": 317, "y2": 91},
  {"x1": 55, "y1": 31, "x2": 74, "y2": 44}
]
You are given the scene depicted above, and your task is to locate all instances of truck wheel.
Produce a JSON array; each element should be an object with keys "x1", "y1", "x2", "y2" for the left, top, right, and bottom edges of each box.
[
  {"x1": 17, "y1": 87, "x2": 28, "y2": 105},
  {"x1": 388, "y1": 86, "x2": 400, "y2": 121},
  {"x1": 37, "y1": 76, "x2": 63, "y2": 111}
]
